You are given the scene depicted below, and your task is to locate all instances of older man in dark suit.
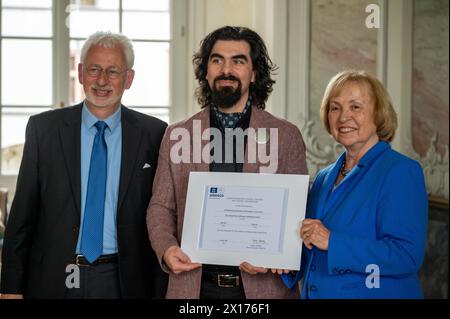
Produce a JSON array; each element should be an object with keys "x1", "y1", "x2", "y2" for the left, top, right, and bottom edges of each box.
[{"x1": 0, "y1": 31, "x2": 168, "y2": 299}]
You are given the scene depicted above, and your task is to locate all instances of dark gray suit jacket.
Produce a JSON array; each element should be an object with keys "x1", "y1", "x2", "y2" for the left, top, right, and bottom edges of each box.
[{"x1": 0, "y1": 103, "x2": 168, "y2": 298}]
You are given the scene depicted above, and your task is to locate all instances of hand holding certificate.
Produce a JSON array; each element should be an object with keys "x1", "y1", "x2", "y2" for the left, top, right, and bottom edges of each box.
[
  {"x1": 162, "y1": 245, "x2": 202, "y2": 274},
  {"x1": 181, "y1": 172, "x2": 309, "y2": 271}
]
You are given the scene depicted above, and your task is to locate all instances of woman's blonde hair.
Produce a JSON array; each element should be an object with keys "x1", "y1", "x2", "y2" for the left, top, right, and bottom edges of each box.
[{"x1": 320, "y1": 70, "x2": 398, "y2": 143}]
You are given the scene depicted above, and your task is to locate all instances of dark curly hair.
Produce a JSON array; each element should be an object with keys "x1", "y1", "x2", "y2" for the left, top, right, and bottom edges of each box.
[{"x1": 193, "y1": 26, "x2": 277, "y2": 109}]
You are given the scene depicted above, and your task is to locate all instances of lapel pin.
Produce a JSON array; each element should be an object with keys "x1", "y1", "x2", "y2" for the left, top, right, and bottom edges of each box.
[{"x1": 254, "y1": 129, "x2": 270, "y2": 144}]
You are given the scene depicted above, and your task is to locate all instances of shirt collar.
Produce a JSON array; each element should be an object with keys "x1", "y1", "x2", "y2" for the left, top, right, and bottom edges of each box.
[
  {"x1": 82, "y1": 102, "x2": 122, "y2": 132},
  {"x1": 356, "y1": 140, "x2": 390, "y2": 167},
  {"x1": 211, "y1": 96, "x2": 252, "y2": 129},
  {"x1": 336, "y1": 140, "x2": 390, "y2": 170}
]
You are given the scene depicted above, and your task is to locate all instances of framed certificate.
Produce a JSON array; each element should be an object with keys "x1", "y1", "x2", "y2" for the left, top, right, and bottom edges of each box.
[{"x1": 180, "y1": 172, "x2": 309, "y2": 271}]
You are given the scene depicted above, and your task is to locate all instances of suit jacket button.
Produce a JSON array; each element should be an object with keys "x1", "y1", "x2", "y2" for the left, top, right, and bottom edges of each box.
[
  {"x1": 339, "y1": 269, "x2": 345, "y2": 274},
  {"x1": 310, "y1": 264, "x2": 317, "y2": 272}
]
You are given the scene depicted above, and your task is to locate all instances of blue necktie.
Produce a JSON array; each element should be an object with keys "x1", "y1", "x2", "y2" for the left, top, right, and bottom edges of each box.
[{"x1": 80, "y1": 121, "x2": 108, "y2": 263}]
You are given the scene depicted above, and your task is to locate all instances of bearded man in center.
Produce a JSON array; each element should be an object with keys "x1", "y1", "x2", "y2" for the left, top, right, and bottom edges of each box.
[{"x1": 147, "y1": 26, "x2": 308, "y2": 299}]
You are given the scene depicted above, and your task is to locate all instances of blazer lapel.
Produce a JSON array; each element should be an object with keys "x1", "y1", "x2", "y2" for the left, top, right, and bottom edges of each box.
[
  {"x1": 316, "y1": 158, "x2": 342, "y2": 220},
  {"x1": 193, "y1": 107, "x2": 210, "y2": 173},
  {"x1": 323, "y1": 143, "x2": 390, "y2": 223},
  {"x1": 59, "y1": 104, "x2": 83, "y2": 216},
  {"x1": 316, "y1": 175, "x2": 335, "y2": 220},
  {"x1": 243, "y1": 106, "x2": 267, "y2": 173},
  {"x1": 118, "y1": 106, "x2": 142, "y2": 211}
]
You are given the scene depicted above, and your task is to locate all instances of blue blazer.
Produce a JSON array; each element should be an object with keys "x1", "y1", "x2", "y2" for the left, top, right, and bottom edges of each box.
[{"x1": 283, "y1": 141, "x2": 428, "y2": 298}]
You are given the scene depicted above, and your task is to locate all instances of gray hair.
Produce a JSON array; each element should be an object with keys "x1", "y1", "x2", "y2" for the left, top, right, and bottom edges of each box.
[{"x1": 80, "y1": 31, "x2": 134, "y2": 69}]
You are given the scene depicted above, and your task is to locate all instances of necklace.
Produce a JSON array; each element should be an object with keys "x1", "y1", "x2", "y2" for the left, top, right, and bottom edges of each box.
[{"x1": 340, "y1": 158, "x2": 352, "y2": 177}]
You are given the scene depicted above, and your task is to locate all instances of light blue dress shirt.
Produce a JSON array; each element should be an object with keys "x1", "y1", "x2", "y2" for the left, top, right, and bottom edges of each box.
[{"x1": 76, "y1": 103, "x2": 122, "y2": 255}]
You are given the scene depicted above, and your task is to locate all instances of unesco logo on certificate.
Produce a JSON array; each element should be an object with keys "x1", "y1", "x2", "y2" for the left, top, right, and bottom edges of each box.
[{"x1": 208, "y1": 186, "x2": 224, "y2": 198}]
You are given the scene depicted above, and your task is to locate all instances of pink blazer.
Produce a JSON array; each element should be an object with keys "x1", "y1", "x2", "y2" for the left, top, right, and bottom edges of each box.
[{"x1": 147, "y1": 106, "x2": 308, "y2": 299}]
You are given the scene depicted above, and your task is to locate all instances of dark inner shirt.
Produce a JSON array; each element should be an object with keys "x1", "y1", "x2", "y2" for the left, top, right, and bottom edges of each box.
[{"x1": 202, "y1": 104, "x2": 252, "y2": 275}]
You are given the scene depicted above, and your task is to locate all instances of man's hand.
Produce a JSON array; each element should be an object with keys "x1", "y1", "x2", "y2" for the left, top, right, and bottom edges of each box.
[
  {"x1": 300, "y1": 218, "x2": 330, "y2": 251},
  {"x1": 0, "y1": 294, "x2": 24, "y2": 299},
  {"x1": 163, "y1": 245, "x2": 201, "y2": 275}
]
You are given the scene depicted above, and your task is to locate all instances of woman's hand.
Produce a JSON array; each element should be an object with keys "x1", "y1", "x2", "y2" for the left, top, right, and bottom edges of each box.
[
  {"x1": 240, "y1": 262, "x2": 291, "y2": 275},
  {"x1": 270, "y1": 268, "x2": 291, "y2": 275},
  {"x1": 239, "y1": 262, "x2": 268, "y2": 275},
  {"x1": 300, "y1": 219, "x2": 330, "y2": 251}
]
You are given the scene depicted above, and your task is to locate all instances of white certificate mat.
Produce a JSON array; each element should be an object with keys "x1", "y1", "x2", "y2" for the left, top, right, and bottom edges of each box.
[{"x1": 181, "y1": 172, "x2": 309, "y2": 270}]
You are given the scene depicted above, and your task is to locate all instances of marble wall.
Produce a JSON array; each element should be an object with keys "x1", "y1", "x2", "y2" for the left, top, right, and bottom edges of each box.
[
  {"x1": 303, "y1": 0, "x2": 449, "y2": 198},
  {"x1": 412, "y1": 0, "x2": 449, "y2": 157},
  {"x1": 310, "y1": 0, "x2": 379, "y2": 119},
  {"x1": 307, "y1": 0, "x2": 380, "y2": 173}
]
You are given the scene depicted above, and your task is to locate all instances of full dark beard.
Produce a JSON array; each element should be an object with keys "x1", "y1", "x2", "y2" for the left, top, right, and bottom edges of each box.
[{"x1": 211, "y1": 77, "x2": 242, "y2": 109}]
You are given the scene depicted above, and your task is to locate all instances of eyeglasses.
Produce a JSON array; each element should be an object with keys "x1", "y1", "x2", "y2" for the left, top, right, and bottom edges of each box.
[{"x1": 84, "y1": 65, "x2": 129, "y2": 79}]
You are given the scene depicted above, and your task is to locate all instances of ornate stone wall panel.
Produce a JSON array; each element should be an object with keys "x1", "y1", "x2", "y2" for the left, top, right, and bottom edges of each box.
[
  {"x1": 412, "y1": 0, "x2": 449, "y2": 199},
  {"x1": 412, "y1": 0, "x2": 449, "y2": 157}
]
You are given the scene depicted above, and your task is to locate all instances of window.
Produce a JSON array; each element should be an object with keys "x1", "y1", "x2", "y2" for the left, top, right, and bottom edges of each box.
[
  {"x1": 68, "y1": 0, "x2": 171, "y2": 121},
  {"x1": 1, "y1": 0, "x2": 53, "y2": 175},
  {"x1": 1, "y1": 0, "x2": 179, "y2": 176}
]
